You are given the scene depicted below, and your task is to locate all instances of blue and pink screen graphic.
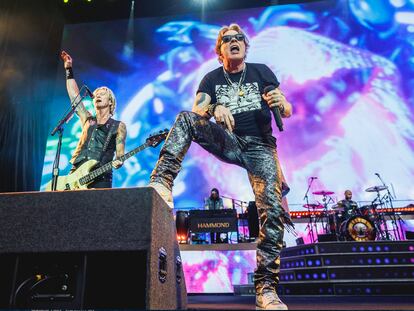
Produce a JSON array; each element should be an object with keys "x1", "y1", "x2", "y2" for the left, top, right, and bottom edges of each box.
[{"x1": 40, "y1": 0, "x2": 414, "y2": 293}]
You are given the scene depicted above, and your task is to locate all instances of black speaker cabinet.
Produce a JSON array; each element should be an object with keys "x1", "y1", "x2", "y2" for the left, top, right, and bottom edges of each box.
[
  {"x1": 405, "y1": 230, "x2": 414, "y2": 240},
  {"x1": 0, "y1": 187, "x2": 187, "y2": 309},
  {"x1": 317, "y1": 233, "x2": 338, "y2": 242}
]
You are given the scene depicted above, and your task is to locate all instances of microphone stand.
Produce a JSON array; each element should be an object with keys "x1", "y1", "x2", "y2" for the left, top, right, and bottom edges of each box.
[
  {"x1": 50, "y1": 86, "x2": 88, "y2": 191},
  {"x1": 303, "y1": 178, "x2": 316, "y2": 243},
  {"x1": 376, "y1": 174, "x2": 403, "y2": 240}
]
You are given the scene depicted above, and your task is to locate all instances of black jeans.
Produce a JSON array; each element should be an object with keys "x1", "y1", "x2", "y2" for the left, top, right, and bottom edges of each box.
[{"x1": 150, "y1": 111, "x2": 290, "y2": 290}]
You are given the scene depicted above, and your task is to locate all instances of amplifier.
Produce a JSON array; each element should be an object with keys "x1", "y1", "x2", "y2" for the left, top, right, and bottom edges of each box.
[{"x1": 189, "y1": 209, "x2": 238, "y2": 233}]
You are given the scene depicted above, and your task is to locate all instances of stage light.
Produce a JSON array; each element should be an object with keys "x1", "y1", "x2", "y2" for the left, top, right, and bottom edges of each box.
[{"x1": 63, "y1": 0, "x2": 69, "y2": 3}]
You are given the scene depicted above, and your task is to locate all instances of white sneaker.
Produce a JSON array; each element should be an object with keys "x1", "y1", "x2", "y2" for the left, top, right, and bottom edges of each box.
[
  {"x1": 256, "y1": 289, "x2": 288, "y2": 310},
  {"x1": 149, "y1": 182, "x2": 174, "y2": 209}
]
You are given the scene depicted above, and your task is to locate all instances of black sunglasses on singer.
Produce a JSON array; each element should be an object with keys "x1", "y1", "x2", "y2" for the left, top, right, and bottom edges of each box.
[{"x1": 221, "y1": 33, "x2": 245, "y2": 43}]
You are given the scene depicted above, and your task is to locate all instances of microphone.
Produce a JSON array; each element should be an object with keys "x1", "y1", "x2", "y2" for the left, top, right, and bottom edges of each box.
[
  {"x1": 310, "y1": 177, "x2": 318, "y2": 179},
  {"x1": 375, "y1": 173, "x2": 380, "y2": 177},
  {"x1": 84, "y1": 85, "x2": 95, "y2": 99},
  {"x1": 264, "y1": 85, "x2": 283, "y2": 132}
]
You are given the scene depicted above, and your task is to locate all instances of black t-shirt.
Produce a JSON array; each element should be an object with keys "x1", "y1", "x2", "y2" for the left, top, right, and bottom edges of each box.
[{"x1": 197, "y1": 62, "x2": 279, "y2": 137}]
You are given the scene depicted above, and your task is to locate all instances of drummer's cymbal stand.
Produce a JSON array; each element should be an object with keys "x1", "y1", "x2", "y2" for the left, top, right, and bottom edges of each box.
[{"x1": 372, "y1": 191, "x2": 391, "y2": 240}]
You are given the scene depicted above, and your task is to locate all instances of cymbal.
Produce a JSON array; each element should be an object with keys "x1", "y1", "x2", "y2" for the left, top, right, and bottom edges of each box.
[
  {"x1": 365, "y1": 185, "x2": 388, "y2": 193},
  {"x1": 312, "y1": 190, "x2": 335, "y2": 196},
  {"x1": 303, "y1": 203, "x2": 324, "y2": 209}
]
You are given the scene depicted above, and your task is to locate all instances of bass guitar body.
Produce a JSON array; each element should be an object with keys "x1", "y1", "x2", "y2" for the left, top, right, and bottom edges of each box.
[{"x1": 44, "y1": 160, "x2": 99, "y2": 191}]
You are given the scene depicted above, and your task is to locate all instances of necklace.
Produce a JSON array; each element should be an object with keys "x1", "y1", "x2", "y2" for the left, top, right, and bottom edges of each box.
[{"x1": 223, "y1": 64, "x2": 247, "y2": 98}]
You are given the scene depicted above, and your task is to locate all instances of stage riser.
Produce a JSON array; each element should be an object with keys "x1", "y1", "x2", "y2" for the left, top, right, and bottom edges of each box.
[
  {"x1": 281, "y1": 266, "x2": 414, "y2": 282},
  {"x1": 281, "y1": 241, "x2": 414, "y2": 258},
  {"x1": 280, "y1": 282, "x2": 414, "y2": 296},
  {"x1": 281, "y1": 253, "x2": 414, "y2": 269},
  {"x1": 235, "y1": 282, "x2": 414, "y2": 296},
  {"x1": 234, "y1": 241, "x2": 414, "y2": 296}
]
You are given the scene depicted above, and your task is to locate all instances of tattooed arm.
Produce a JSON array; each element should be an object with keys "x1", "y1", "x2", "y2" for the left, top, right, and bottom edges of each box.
[
  {"x1": 60, "y1": 50, "x2": 91, "y2": 127},
  {"x1": 112, "y1": 121, "x2": 127, "y2": 169},
  {"x1": 192, "y1": 92, "x2": 235, "y2": 132},
  {"x1": 192, "y1": 92, "x2": 212, "y2": 118}
]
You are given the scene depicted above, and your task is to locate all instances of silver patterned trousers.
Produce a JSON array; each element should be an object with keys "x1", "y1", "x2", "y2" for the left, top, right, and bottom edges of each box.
[{"x1": 150, "y1": 111, "x2": 291, "y2": 290}]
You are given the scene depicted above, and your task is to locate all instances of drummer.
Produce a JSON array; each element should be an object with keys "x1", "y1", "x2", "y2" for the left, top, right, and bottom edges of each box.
[{"x1": 337, "y1": 190, "x2": 358, "y2": 219}]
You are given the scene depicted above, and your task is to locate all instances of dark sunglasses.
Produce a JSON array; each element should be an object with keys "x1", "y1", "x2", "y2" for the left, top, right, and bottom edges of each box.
[{"x1": 221, "y1": 33, "x2": 245, "y2": 44}]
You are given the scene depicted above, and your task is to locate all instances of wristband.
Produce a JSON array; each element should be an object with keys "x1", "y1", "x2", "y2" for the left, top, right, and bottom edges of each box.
[
  {"x1": 207, "y1": 102, "x2": 221, "y2": 117},
  {"x1": 65, "y1": 67, "x2": 74, "y2": 80}
]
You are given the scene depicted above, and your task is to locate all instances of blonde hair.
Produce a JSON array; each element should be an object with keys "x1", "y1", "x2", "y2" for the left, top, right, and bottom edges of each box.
[
  {"x1": 94, "y1": 86, "x2": 116, "y2": 115},
  {"x1": 215, "y1": 23, "x2": 250, "y2": 63}
]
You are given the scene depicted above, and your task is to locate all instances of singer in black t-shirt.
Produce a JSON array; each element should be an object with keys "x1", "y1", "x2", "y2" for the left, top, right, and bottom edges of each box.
[{"x1": 149, "y1": 23, "x2": 292, "y2": 310}]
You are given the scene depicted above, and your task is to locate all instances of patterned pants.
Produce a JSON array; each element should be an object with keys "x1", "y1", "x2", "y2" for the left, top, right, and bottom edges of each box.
[{"x1": 150, "y1": 111, "x2": 289, "y2": 290}]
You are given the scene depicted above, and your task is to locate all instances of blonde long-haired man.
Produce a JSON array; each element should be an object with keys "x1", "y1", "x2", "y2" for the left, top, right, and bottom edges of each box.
[{"x1": 61, "y1": 50, "x2": 126, "y2": 188}]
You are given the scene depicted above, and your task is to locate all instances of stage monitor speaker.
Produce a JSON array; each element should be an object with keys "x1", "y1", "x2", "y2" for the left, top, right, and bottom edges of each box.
[
  {"x1": 0, "y1": 187, "x2": 187, "y2": 310},
  {"x1": 405, "y1": 230, "x2": 414, "y2": 240},
  {"x1": 317, "y1": 233, "x2": 337, "y2": 242}
]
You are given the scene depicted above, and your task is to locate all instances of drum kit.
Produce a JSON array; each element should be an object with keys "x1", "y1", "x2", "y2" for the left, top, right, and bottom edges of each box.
[{"x1": 303, "y1": 184, "x2": 403, "y2": 242}]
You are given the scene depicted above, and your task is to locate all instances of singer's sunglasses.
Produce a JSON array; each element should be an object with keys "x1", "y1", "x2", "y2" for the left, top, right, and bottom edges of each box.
[{"x1": 221, "y1": 33, "x2": 245, "y2": 44}]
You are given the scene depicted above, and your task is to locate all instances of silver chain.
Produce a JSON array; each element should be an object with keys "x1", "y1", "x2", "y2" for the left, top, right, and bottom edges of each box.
[{"x1": 222, "y1": 63, "x2": 247, "y2": 98}]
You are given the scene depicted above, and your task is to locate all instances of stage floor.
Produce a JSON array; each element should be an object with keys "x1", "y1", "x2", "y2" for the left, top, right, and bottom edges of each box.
[{"x1": 187, "y1": 294, "x2": 414, "y2": 310}]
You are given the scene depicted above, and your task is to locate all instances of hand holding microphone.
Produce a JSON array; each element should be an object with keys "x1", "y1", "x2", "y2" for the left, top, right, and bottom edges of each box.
[{"x1": 263, "y1": 84, "x2": 287, "y2": 132}]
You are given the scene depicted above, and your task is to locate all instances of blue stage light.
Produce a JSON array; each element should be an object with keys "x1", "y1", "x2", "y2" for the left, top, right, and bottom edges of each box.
[
  {"x1": 359, "y1": 246, "x2": 365, "y2": 252},
  {"x1": 297, "y1": 274, "x2": 303, "y2": 280},
  {"x1": 376, "y1": 246, "x2": 381, "y2": 251},
  {"x1": 305, "y1": 274, "x2": 310, "y2": 279},
  {"x1": 313, "y1": 273, "x2": 319, "y2": 279},
  {"x1": 384, "y1": 258, "x2": 390, "y2": 264},
  {"x1": 367, "y1": 258, "x2": 373, "y2": 264},
  {"x1": 376, "y1": 258, "x2": 381, "y2": 264},
  {"x1": 307, "y1": 260, "x2": 313, "y2": 266},
  {"x1": 321, "y1": 273, "x2": 327, "y2": 279},
  {"x1": 352, "y1": 246, "x2": 357, "y2": 252},
  {"x1": 330, "y1": 273, "x2": 336, "y2": 279},
  {"x1": 368, "y1": 246, "x2": 373, "y2": 252},
  {"x1": 325, "y1": 259, "x2": 331, "y2": 265}
]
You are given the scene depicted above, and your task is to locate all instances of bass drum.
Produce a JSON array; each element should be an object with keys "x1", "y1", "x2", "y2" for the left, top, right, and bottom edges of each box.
[{"x1": 340, "y1": 215, "x2": 376, "y2": 241}]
